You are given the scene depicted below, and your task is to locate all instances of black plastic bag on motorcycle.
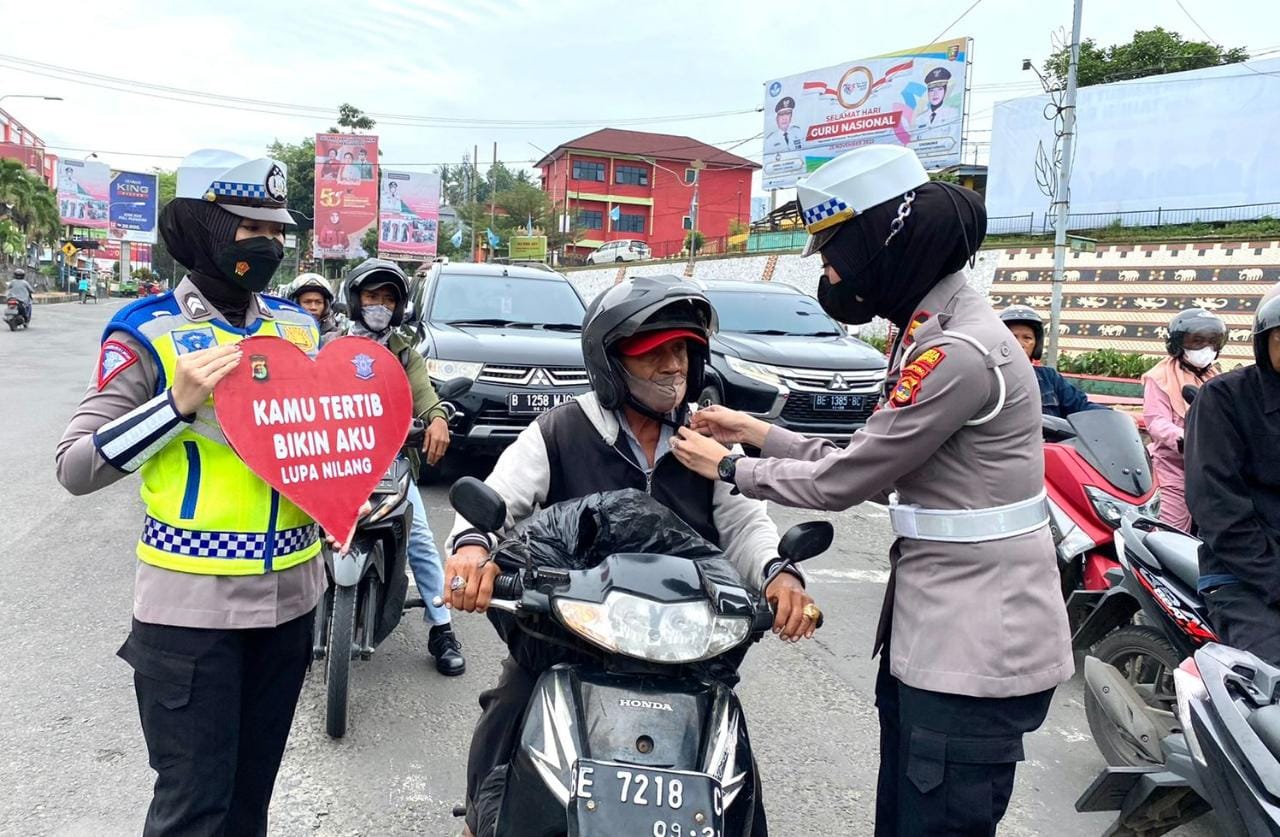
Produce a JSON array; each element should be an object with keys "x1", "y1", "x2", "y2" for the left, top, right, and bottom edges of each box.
[{"x1": 488, "y1": 488, "x2": 751, "y2": 685}]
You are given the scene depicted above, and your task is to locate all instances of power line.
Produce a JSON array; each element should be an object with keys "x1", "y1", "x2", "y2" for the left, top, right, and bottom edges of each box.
[
  {"x1": 926, "y1": 0, "x2": 984, "y2": 46},
  {"x1": 1174, "y1": 0, "x2": 1274, "y2": 78},
  {"x1": 0, "y1": 53, "x2": 759, "y2": 128}
]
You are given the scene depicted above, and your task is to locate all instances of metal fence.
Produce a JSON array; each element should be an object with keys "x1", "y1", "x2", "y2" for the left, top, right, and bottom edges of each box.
[{"x1": 1042, "y1": 201, "x2": 1280, "y2": 234}]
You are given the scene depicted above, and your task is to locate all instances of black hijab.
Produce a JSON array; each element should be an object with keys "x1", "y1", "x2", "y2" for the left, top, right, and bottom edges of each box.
[
  {"x1": 817, "y1": 180, "x2": 987, "y2": 329},
  {"x1": 158, "y1": 199, "x2": 250, "y2": 326}
]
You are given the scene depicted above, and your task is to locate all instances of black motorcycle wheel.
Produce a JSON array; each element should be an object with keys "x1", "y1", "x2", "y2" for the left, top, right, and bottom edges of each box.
[
  {"x1": 6, "y1": 319, "x2": 15, "y2": 331},
  {"x1": 325, "y1": 584, "x2": 356, "y2": 739},
  {"x1": 1084, "y1": 625, "x2": 1181, "y2": 767}
]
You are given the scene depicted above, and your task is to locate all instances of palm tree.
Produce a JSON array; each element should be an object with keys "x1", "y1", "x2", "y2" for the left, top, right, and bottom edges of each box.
[{"x1": 0, "y1": 158, "x2": 62, "y2": 261}]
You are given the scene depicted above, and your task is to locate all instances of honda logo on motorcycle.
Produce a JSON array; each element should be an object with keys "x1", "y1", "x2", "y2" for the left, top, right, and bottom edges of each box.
[{"x1": 619, "y1": 698, "x2": 673, "y2": 711}]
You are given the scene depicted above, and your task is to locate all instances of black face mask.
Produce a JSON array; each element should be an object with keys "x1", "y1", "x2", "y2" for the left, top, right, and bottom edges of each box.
[
  {"x1": 215, "y1": 236, "x2": 284, "y2": 292},
  {"x1": 818, "y1": 275, "x2": 878, "y2": 325}
]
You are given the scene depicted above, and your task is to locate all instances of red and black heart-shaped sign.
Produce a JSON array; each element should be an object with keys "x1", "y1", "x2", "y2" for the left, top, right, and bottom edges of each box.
[{"x1": 214, "y1": 335, "x2": 412, "y2": 542}]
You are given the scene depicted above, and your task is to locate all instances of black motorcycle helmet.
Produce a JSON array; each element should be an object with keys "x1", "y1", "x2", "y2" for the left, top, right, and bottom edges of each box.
[
  {"x1": 1254, "y1": 289, "x2": 1280, "y2": 373},
  {"x1": 1165, "y1": 308, "x2": 1226, "y2": 356},
  {"x1": 999, "y1": 305, "x2": 1045, "y2": 361},
  {"x1": 582, "y1": 275, "x2": 717, "y2": 412},
  {"x1": 344, "y1": 258, "x2": 408, "y2": 327},
  {"x1": 12, "y1": 268, "x2": 24, "y2": 280}
]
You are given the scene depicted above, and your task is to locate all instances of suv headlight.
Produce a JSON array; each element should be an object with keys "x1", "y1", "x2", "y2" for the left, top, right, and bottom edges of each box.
[
  {"x1": 725, "y1": 355, "x2": 784, "y2": 389},
  {"x1": 1085, "y1": 486, "x2": 1161, "y2": 528},
  {"x1": 426, "y1": 358, "x2": 483, "y2": 380},
  {"x1": 554, "y1": 592, "x2": 751, "y2": 663}
]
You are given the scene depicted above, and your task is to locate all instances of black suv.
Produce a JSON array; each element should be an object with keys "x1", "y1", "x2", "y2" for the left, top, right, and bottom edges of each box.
[
  {"x1": 698, "y1": 280, "x2": 887, "y2": 443},
  {"x1": 406, "y1": 260, "x2": 591, "y2": 459}
]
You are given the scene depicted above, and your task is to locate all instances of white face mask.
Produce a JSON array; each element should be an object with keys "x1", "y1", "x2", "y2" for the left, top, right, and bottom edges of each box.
[
  {"x1": 623, "y1": 369, "x2": 687, "y2": 414},
  {"x1": 1183, "y1": 346, "x2": 1217, "y2": 369}
]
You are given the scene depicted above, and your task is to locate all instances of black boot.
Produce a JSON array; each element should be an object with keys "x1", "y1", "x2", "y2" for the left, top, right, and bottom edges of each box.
[{"x1": 428, "y1": 623, "x2": 466, "y2": 676}]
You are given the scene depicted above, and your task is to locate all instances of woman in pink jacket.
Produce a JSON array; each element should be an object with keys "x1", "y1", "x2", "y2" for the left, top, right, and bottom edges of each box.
[{"x1": 1142, "y1": 308, "x2": 1226, "y2": 531}]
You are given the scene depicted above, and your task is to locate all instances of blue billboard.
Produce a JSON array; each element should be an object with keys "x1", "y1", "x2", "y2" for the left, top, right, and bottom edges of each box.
[{"x1": 108, "y1": 171, "x2": 158, "y2": 244}]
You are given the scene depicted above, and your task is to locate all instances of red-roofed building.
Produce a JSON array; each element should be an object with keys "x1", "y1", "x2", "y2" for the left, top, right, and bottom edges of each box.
[
  {"x1": 536, "y1": 129, "x2": 759, "y2": 260},
  {"x1": 0, "y1": 107, "x2": 56, "y2": 187}
]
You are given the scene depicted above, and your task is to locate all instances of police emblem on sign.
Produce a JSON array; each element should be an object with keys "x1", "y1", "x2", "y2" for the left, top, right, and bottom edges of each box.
[
  {"x1": 352, "y1": 354, "x2": 375, "y2": 380},
  {"x1": 251, "y1": 354, "x2": 269, "y2": 381}
]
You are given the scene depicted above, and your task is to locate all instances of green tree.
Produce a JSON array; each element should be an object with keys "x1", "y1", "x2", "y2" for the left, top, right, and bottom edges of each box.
[
  {"x1": 331, "y1": 103, "x2": 376, "y2": 134},
  {"x1": 265, "y1": 136, "x2": 316, "y2": 231},
  {"x1": 0, "y1": 158, "x2": 60, "y2": 251},
  {"x1": 1045, "y1": 27, "x2": 1248, "y2": 87}
]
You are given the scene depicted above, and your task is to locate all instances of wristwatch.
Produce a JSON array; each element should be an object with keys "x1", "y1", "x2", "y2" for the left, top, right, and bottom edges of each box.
[{"x1": 718, "y1": 453, "x2": 745, "y2": 485}]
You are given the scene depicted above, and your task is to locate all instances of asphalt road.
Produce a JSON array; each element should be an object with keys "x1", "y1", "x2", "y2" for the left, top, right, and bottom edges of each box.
[{"x1": 0, "y1": 300, "x2": 1216, "y2": 836}]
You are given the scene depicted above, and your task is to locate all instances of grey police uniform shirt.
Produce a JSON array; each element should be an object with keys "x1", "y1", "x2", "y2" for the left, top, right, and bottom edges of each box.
[
  {"x1": 735, "y1": 272, "x2": 1074, "y2": 699},
  {"x1": 55, "y1": 277, "x2": 326, "y2": 630}
]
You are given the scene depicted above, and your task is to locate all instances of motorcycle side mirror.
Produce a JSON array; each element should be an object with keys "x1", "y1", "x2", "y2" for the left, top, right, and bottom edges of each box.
[
  {"x1": 436, "y1": 376, "x2": 474, "y2": 402},
  {"x1": 1041, "y1": 414, "x2": 1076, "y2": 442},
  {"x1": 449, "y1": 476, "x2": 507, "y2": 533},
  {"x1": 778, "y1": 521, "x2": 834, "y2": 564},
  {"x1": 332, "y1": 301, "x2": 350, "y2": 317},
  {"x1": 1181, "y1": 385, "x2": 1198, "y2": 406}
]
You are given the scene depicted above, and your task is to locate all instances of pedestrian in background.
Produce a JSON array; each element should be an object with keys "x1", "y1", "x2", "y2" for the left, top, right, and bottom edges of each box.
[
  {"x1": 55, "y1": 149, "x2": 335, "y2": 837},
  {"x1": 1142, "y1": 308, "x2": 1225, "y2": 532}
]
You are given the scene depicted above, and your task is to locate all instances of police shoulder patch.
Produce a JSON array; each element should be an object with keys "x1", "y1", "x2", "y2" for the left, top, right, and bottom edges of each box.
[
  {"x1": 279, "y1": 323, "x2": 317, "y2": 352},
  {"x1": 889, "y1": 347, "x2": 946, "y2": 407},
  {"x1": 97, "y1": 339, "x2": 138, "y2": 391}
]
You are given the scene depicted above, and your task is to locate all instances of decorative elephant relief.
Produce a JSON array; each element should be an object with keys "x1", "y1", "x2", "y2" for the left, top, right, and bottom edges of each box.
[{"x1": 1097, "y1": 324, "x2": 1127, "y2": 337}]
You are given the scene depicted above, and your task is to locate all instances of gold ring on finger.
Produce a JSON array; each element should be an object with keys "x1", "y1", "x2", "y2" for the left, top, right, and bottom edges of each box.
[{"x1": 802, "y1": 603, "x2": 821, "y2": 622}]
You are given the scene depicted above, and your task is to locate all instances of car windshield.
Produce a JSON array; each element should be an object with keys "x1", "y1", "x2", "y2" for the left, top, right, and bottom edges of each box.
[
  {"x1": 706, "y1": 290, "x2": 842, "y2": 336},
  {"x1": 429, "y1": 272, "x2": 585, "y2": 327}
]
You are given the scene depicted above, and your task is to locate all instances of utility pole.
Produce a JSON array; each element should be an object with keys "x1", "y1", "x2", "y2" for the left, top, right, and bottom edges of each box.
[
  {"x1": 685, "y1": 159, "x2": 705, "y2": 275},
  {"x1": 471, "y1": 144, "x2": 478, "y2": 262},
  {"x1": 489, "y1": 141, "x2": 498, "y2": 262},
  {"x1": 1045, "y1": 0, "x2": 1083, "y2": 368}
]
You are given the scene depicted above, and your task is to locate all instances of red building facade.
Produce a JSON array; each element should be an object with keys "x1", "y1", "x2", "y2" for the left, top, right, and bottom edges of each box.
[
  {"x1": 537, "y1": 129, "x2": 759, "y2": 259},
  {"x1": 0, "y1": 107, "x2": 56, "y2": 187}
]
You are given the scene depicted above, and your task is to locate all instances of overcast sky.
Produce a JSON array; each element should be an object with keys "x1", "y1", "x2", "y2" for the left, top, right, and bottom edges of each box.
[{"x1": 3, "y1": 0, "x2": 1275, "y2": 199}]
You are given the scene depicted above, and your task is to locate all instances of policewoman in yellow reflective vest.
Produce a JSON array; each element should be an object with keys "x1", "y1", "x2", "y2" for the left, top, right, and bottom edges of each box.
[{"x1": 56, "y1": 149, "x2": 333, "y2": 837}]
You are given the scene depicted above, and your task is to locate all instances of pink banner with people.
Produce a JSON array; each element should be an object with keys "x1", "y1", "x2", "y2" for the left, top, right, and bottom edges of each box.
[
  {"x1": 378, "y1": 170, "x2": 440, "y2": 260},
  {"x1": 57, "y1": 158, "x2": 111, "y2": 229},
  {"x1": 313, "y1": 133, "x2": 379, "y2": 260}
]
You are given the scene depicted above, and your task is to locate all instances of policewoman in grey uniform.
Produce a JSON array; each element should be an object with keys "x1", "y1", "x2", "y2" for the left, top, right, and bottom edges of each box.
[
  {"x1": 672, "y1": 145, "x2": 1073, "y2": 835},
  {"x1": 56, "y1": 150, "x2": 327, "y2": 836}
]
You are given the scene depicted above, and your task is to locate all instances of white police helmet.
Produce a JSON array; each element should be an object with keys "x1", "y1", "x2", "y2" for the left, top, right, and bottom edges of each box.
[
  {"x1": 797, "y1": 145, "x2": 928, "y2": 258},
  {"x1": 175, "y1": 149, "x2": 294, "y2": 225}
]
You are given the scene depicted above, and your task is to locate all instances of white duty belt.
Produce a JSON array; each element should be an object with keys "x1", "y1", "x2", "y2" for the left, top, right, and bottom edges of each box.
[{"x1": 888, "y1": 490, "x2": 1050, "y2": 543}]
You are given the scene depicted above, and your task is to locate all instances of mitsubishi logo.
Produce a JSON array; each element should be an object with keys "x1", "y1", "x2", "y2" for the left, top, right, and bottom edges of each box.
[
  {"x1": 829, "y1": 373, "x2": 850, "y2": 391},
  {"x1": 531, "y1": 368, "x2": 551, "y2": 386}
]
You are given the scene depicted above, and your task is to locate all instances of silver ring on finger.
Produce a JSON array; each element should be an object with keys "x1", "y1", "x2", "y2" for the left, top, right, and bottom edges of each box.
[{"x1": 449, "y1": 575, "x2": 467, "y2": 592}]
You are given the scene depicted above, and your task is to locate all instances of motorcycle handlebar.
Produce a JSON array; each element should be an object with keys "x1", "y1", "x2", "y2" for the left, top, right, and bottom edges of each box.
[
  {"x1": 404, "y1": 418, "x2": 427, "y2": 449},
  {"x1": 492, "y1": 572, "x2": 524, "y2": 601}
]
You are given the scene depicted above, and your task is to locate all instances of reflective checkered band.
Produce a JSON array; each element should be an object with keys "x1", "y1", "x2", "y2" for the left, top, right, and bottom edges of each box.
[
  {"x1": 802, "y1": 196, "x2": 850, "y2": 226},
  {"x1": 142, "y1": 517, "x2": 318, "y2": 561},
  {"x1": 209, "y1": 180, "x2": 268, "y2": 200}
]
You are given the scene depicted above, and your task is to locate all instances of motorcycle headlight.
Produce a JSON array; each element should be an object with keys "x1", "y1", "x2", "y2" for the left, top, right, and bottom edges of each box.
[
  {"x1": 367, "y1": 471, "x2": 410, "y2": 523},
  {"x1": 426, "y1": 358, "x2": 483, "y2": 381},
  {"x1": 1174, "y1": 657, "x2": 1208, "y2": 766},
  {"x1": 554, "y1": 592, "x2": 751, "y2": 664},
  {"x1": 725, "y1": 355, "x2": 784, "y2": 389},
  {"x1": 1048, "y1": 497, "x2": 1094, "y2": 561},
  {"x1": 1085, "y1": 486, "x2": 1143, "y2": 528}
]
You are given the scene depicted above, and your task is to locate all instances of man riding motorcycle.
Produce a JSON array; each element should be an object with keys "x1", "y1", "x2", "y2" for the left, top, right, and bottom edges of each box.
[
  {"x1": 7, "y1": 267, "x2": 35, "y2": 323},
  {"x1": 286, "y1": 272, "x2": 343, "y2": 340},
  {"x1": 1000, "y1": 305, "x2": 1109, "y2": 418},
  {"x1": 443, "y1": 274, "x2": 818, "y2": 836}
]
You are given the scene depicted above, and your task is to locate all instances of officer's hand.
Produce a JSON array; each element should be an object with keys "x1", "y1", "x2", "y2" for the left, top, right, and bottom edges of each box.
[
  {"x1": 444, "y1": 545, "x2": 501, "y2": 612},
  {"x1": 671, "y1": 426, "x2": 732, "y2": 480},
  {"x1": 324, "y1": 501, "x2": 373, "y2": 554},
  {"x1": 690, "y1": 405, "x2": 770, "y2": 449},
  {"x1": 172, "y1": 344, "x2": 242, "y2": 417},
  {"x1": 424, "y1": 416, "x2": 450, "y2": 466},
  {"x1": 766, "y1": 573, "x2": 819, "y2": 642}
]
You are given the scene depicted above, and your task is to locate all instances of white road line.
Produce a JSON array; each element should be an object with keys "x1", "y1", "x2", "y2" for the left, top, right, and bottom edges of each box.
[{"x1": 807, "y1": 568, "x2": 891, "y2": 584}]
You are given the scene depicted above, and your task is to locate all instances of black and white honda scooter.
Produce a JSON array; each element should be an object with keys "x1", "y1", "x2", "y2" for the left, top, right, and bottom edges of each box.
[{"x1": 446, "y1": 476, "x2": 831, "y2": 837}]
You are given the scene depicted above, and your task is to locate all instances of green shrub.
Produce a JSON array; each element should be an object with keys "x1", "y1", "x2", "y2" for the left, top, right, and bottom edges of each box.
[
  {"x1": 861, "y1": 334, "x2": 888, "y2": 353},
  {"x1": 1057, "y1": 350, "x2": 1159, "y2": 379}
]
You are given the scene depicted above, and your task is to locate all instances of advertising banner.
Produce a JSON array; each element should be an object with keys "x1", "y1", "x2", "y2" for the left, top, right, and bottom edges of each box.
[
  {"x1": 378, "y1": 170, "x2": 440, "y2": 260},
  {"x1": 57, "y1": 158, "x2": 111, "y2": 229},
  {"x1": 509, "y1": 236, "x2": 548, "y2": 261},
  {"x1": 109, "y1": 171, "x2": 159, "y2": 243},
  {"x1": 761, "y1": 38, "x2": 969, "y2": 189},
  {"x1": 314, "y1": 133, "x2": 379, "y2": 260}
]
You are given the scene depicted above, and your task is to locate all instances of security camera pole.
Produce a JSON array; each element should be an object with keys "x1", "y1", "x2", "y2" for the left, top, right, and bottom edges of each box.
[{"x1": 1045, "y1": 0, "x2": 1083, "y2": 367}]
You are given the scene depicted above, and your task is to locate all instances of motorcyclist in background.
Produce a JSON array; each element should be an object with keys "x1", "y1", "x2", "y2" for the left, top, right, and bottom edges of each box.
[
  {"x1": 7, "y1": 267, "x2": 35, "y2": 323},
  {"x1": 286, "y1": 273, "x2": 343, "y2": 340},
  {"x1": 1000, "y1": 305, "x2": 1110, "y2": 418}
]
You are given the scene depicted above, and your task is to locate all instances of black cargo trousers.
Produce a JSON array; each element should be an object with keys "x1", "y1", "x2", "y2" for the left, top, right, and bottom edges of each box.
[
  {"x1": 874, "y1": 651, "x2": 1054, "y2": 837},
  {"x1": 117, "y1": 610, "x2": 314, "y2": 837}
]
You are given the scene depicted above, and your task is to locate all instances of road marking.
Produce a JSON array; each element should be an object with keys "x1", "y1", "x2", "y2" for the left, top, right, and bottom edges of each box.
[{"x1": 807, "y1": 568, "x2": 890, "y2": 584}]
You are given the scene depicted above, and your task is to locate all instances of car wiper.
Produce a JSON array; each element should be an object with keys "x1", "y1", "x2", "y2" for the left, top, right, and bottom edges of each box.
[
  {"x1": 739, "y1": 329, "x2": 791, "y2": 335},
  {"x1": 800, "y1": 330, "x2": 843, "y2": 337},
  {"x1": 445, "y1": 318, "x2": 515, "y2": 327},
  {"x1": 538, "y1": 323, "x2": 582, "y2": 331}
]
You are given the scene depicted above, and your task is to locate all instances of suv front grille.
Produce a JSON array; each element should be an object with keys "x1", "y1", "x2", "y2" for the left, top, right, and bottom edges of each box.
[
  {"x1": 478, "y1": 365, "x2": 590, "y2": 387},
  {"x1": 474, "y1": 408, "x2": 536, "y2": 429},
  {"x1": 780, "y1": 395, "x2": 876, "y2": 428}
]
